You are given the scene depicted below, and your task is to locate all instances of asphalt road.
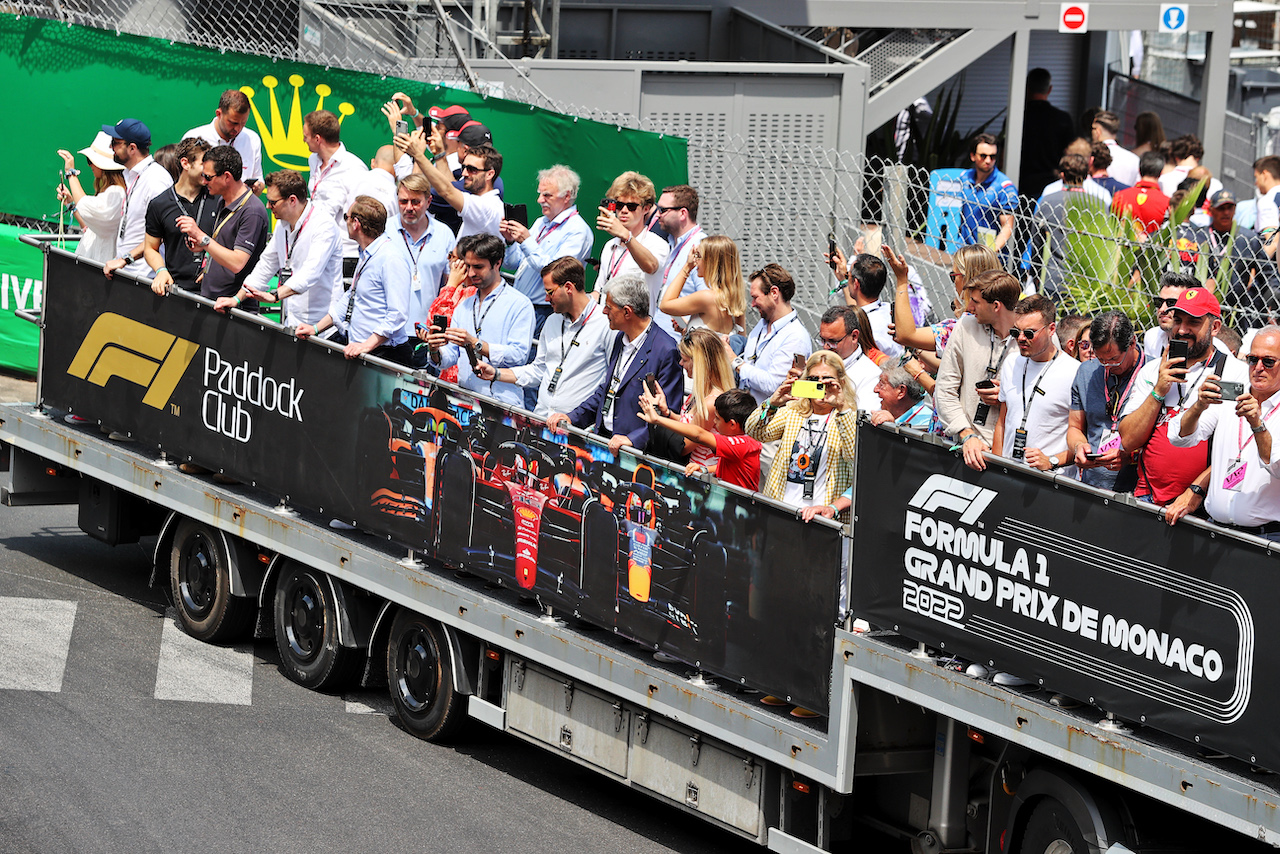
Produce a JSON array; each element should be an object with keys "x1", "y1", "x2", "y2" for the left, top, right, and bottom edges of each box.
[{"x1": 0, "y1": 502, "x2": 744, "y2": 854}]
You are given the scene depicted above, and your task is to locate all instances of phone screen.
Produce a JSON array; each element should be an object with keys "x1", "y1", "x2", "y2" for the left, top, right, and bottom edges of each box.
[{"x1": 1168, "y1": 340, "x2": 1189, "y2": 363}]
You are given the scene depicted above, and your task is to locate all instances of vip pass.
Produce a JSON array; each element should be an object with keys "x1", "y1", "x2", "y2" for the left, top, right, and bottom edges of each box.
[
  {"x1": 202, "y1": 347, "x2": 305, "y2": 443},
  {"x1": 901, "y1": 510, "x2": 1225, "y2": 683}
]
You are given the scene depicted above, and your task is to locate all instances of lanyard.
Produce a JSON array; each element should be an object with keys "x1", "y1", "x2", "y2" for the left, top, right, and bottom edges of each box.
[
  {"x1": 749, "y1": 313, "x2": 796, "y2": 364},
  {"x1": 547, "y1": 303, "x2": 596, "y2": 394},
  {"x1": 604, "y1": 331, "x2": 645, "y2": 414},
  {"x1": 663, "y1": 227, "x2": 702, "y2": 286},
  {"x1": 605, "y1": 241, "x2": 630, "y2": 281},
  {"x1": 1017, "y1": 352, "x2": 1060, "y2": 431},
  {"x1": 344, "y1": 241, "x2": 381, "y2": 324},
  {"x1": 795, "y1": 413, "x2": 833, "y2": 499},
  {"x1": 198, "y1": 189, "x2": 253, "y2": 277},
  {"x1": 472, "y1": 283, "x2": 504, "y2": 339},
  {"x1": 310, "y1": 155, "x2": 339, "y2": 195},
  {"x1": 1104, "y1": 352, "x2": 1146, "y2": 427},
  {"x1": 986, "y1": 326, "x2": 1013, "y2": 378},
  {"x1": 537, "y1": 209, "x2": 573, "y2": 242},
  {"x1": 169, "y1": 186, "x2": 207, "y2": 228},
  {"x1": 1237, "y1": 398, "x2": 1280, "y2": 461},
  {"x1": 283, "y1": 206, "x2": 315, "y2": 266},
  {"x1": 124, "y1": 160, "x2": 159, "y2": 208},
  {"x1": 399, "y1": 225, "x2": 430, "y2": 271},
  {"x1": 1175, "y1": 358, "x2": 1213, "y2": 408}
]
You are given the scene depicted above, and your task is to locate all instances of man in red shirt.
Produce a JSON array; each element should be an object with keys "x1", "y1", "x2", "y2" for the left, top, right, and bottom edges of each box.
[{"x1": 1112, "y1": 151, "x2": 1170, "y2": 234}]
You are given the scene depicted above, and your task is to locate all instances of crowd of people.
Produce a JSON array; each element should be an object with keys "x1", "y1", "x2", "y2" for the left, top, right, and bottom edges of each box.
[{"x1": 53, "y1": 82, "x2": 1280, "y2": 543}]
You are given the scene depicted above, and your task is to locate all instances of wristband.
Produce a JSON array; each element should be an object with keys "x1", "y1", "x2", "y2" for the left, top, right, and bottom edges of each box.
[
  {"x1": 622, "y1": 235, "x2": 631, "y2": 245},
  {"x1": 232, "y1": 296, "x2": 241, "y2": 306},
  {"x1": 1151, "y1": 387, "x2": 1165, "y2": 403},
  {"x1": 156, "y1": 266, "x2": 167, "y2": 273},
  {"x1": 838, "y1": 278, "x2": 848, "y2": 287},
  {"x1": 1189, "y1": 483, "x2": 1207, "y2": 497},
  {"x1": 911, "y1": 369, "x2": 925, "y2": 380}
]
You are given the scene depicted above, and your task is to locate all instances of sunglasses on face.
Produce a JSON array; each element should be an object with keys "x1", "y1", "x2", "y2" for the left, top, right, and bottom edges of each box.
[
  {"x1": 1247, "y1": 355, "x2": 1280, "y2": 368},
  {"x1": 600, "y1": 198, "x2": 642, "y2": 212},
  {"x1": 1152, "y1": 296, "x2": 1179, "y2": 310},
  {"x1": 461, "y1": 164, "x2": 487, "y2": 174},
  {"x1": 1013, "y1": 326, "x2": 1045, "y2": 340}
]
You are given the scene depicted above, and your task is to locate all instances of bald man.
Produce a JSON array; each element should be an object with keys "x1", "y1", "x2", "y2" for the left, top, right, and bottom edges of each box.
[{"x1": 347, "y1": 145, "x2": 399, "y2": 223}]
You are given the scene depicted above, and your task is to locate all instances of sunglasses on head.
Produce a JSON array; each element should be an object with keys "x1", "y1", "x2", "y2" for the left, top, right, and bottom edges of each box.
[{"x1": 600, "y1": 198, "x2": 642, "y2": 212}]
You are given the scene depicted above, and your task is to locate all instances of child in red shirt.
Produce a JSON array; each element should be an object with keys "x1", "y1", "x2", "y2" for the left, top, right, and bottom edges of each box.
[{"x1": 638, "y1": 388, "x2": 761, "y2": 491}]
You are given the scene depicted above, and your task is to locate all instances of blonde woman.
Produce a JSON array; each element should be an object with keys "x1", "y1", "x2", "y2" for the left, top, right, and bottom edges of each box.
[
  {"x1": 55, "y1": 132, "x2": 126, "y2": 263},
  {"x1": 594, "y1": 171, "x2": 668, "y2": 301},
  {"x1": 747, "y1": 350, "x2": 857, "y2": 517},
  {"x1": 658, "y1": 234, "x2": 747, "y2": 343},
  {"x1": 677, "y1": 328, "x2": 736, "y2": 471}
]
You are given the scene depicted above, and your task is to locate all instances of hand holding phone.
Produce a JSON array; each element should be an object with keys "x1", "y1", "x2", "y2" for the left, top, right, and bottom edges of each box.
[
  {"x1": 644, "y1": 372, "x2": 659, "y2": 396},
  {"x1": 432, "y1": 314, "x2": 449, "y2": 332},
  {"x1": 1218, "y1": 380, "x2": 1244, "y2": 402},
  {"x1": 792, "y1": 379, "x2": 825, "y2": 399},
  {"x1": 1167, "y1": 339, "x2": 1189, "y2": 366}
]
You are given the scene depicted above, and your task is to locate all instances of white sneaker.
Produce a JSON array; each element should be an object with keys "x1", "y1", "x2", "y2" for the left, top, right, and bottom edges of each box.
[
  {"x1": 329, "y1": 519, "x2": 358, "y2": 531},
  {"x1": 992, "y1": 671, "x2": 1036, "y2": 688},
  {"x1": 964, "y1": 663, "x2": 989, "y2": 679},
  {"x1": 63, "y1": 414, "x2": 92, "y2": 426}
]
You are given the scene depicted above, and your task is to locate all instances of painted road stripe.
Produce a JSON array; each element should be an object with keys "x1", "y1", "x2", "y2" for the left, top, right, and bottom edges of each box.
[
  {"x1": 154, "y1": 614, "x2": 253, "y2": 705},
  {"x1": 0, "y1": 597, "x2": 78, "y2": 692}
]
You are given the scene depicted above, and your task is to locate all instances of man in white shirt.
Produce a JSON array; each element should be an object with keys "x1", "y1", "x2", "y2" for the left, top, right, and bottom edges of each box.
[
  {"x1": 477, "y1": 257, "x2": 613, "y2": 419},
  {"x1": 398, "y1": 126, "x2": 503, "y2": 246},
  {"x1": 817, "y1": 305, "x2": 879, "y2": 409},
  {"x1": 1158, "y1": 134, "x2": 1223, "y2": 199},
  {"x1": 303, "y1": 109, "x2": 369, "y2": 273},
  {"x1": 653, "y1": 184, "x2": 706, "y2": 339},
  {"x1": 348, "y1": 145, "x2": 400, "y2": 222},
  {"x1": 1091, "y1": 110, "x2": 1140, "y2": 188},
  {"x1": 736, "y1": 264, "x2": 813, "y2": 404},
  {"x1": 836, "y1": 252, "x2": 903, "y2": 359},
  {"x1": 183, "y1": 89, "x2": 263, "y2": 192},
  {"x1": 100, "y1": 118, "x2": 173, "y2": 279},
  {"x1": 1171, "y1": 326, "x2": 1280, "y2": 539},
  {"x1": 214, "y1": 169, "x2": 341, "y2": 328},
  {"x1": 1253, "y1": 155, "x2": 1280, "y2": 238},
  {"x1": 994, "y1": 294, "x2": 1080, "y2": 474}
]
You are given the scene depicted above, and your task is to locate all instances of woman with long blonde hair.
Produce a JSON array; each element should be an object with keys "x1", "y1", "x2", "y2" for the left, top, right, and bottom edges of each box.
[
  {"x1": 670, "y1": 327, "x2": 736, "y2": 470},
  {"x1": 658, "y1": 234, "x2": 747, "y2": 342}
]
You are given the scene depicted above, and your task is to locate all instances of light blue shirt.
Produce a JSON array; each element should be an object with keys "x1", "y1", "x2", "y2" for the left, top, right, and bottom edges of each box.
[
  {"x1": 739, "y1": 311, "x2": 812, "y2": 404},
  {"x1": 328, "y1": 233, "x2": 411, "y2": 347},
  {"x1": 653, "y1": 226, "x2": 706, "y2": 341},
  {"x1": 504, "y1": 207, "x2": 594, "y2": 305},
  {"x1": 434, "y1": 283, "x2": 535, "y2": 407},
  {"x1": 389, "y1": 215, "x2": 452, "y2": 339}
]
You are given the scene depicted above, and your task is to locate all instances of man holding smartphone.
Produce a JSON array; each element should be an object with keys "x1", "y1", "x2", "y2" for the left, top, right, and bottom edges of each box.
[
  {"x1": 934, "y1": 270, "x2": 1021, "y2": 471},
  {"x1": 1119, "y1": 288, "x2": 1248, "y2": 521},
  {"x1": 1067, "y1": 311, "x2": 1147, "y2": 490},
  {"x1": 1170, "y1": 326, "x2": 1280, "y2": 539}
]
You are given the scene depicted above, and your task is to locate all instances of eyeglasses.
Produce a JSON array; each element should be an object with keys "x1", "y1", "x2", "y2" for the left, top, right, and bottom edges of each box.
[
  {"x1": 601, "y1": 198, "x2": 642, "y2": 212},
  {"x1": 816, "y1": 332, "x2": 851, "y2": 349},
  {"x1": 265, "y1": 196, "x2": 285, "y2": 209},
  {"x1": 1151, "y1": 296, "x2": 1179, "y2": 310},
  {"x1": 1247, "y1": 355, "x2": 1280, "y2": 368},
  {"x1": 655, "y1": 204, "x2": 685, "y2": 214},
  {"x1": 200, "y1": 172, "x2": 217, "y2": 183},
  {"x1": 1077, "y1": 338, "x2": 1093, "y2": 351},
  {"x1": 1013, "y1": 326, "x2": 1045, "y2": 340},
  {"x1": 948, "y1": 271, "x2": 963, "y2": 282}
]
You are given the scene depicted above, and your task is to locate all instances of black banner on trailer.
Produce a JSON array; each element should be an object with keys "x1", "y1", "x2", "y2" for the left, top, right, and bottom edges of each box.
[
  {"x1": 38, "y1": 249, "x2": 841, "y2": 715},
  {"x1": 851, "y1": 425, "x2": 1280, "y2": 771}
]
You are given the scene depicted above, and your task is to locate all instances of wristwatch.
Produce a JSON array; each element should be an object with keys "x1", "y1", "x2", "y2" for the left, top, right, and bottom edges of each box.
[
  {"x1": 63, "y1": 168, "x2": 80, "y2": 177},
  {"x1": 732, "y1": 355, "x2": 746, "y2": 371},
  {"x1": 120, "y1": 251, "x2": 135, "y2": 263},
  {"x1": 1048, "y1": 455, "x2": 1061, "y2": 469},
  {"x1": 199, "y1": 235, "x2": 212, "y2": 248},
  {"x1": 1253, "y1": 423, "x2": 1268, "y2": 435},
  {"x1": 1189, "y1": 484, "x2": 1207, "y2": 497}
]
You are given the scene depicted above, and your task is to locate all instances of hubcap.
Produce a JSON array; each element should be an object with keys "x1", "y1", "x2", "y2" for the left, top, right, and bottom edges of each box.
[
  {"x1": 178, "y1": 534, "x2": 217, "y2": 619},
  {"x1": 284, "y1": 575, "x2": 322, "y2": 662},
  {"x1": 396, "y1": 628, "x2": 439, "y2": 714}
]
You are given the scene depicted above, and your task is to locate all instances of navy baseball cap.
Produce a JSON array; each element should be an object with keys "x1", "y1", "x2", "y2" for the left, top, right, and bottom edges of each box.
[
  {"x1": 456, "y1": 121, "x2": 492, "y2": 147},
  {"x1": 101, "y1": 118, "x2": 152, "y2": 147}
]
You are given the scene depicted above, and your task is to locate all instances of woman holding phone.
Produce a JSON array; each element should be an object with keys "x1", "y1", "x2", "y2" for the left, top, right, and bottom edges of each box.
[
  {"x1": 747, "y1": 350, "x2": 857, "y2": 518},
  {"x1": 55, "y1": 133, "x2": 127, "y2": 263}
]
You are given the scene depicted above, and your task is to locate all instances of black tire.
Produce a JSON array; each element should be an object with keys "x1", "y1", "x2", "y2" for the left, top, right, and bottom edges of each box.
[
  {"x1": 386, "y1": 609, "x2": 467, "y2": 741},
  {"x1": 169, "y1": 519, "x2": 253, "y2": 642},
  {"x1": 1017, "y1": 798, "x2": 1090, "y2": 854},
  {"x1": 273, "y1": 564, "x2": 358, "y2": 691}
]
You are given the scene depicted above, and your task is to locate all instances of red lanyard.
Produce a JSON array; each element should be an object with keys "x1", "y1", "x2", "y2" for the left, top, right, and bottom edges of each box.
[
  {"x1": 283, "y1": 207, "x2": 314, "y2": 265},
  {"x1": 537, "y1": 210, "x2": 570, "y2": 242},
  {"x1": 1237, "y1": 398, "x2": 1280, "y2": 458}
]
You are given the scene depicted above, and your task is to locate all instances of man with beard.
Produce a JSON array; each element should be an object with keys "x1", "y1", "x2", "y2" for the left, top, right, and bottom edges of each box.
[
  {"x1": 101, "y1": 118, "x2": 173, "y2": 279},
  {"x1": 1120, "y1": 288, "x2": 1249, "y2": 521},
  {"x1": 1068, "y1": 311, "x2": 1147, "y2": 491},
  {"x1": 183, "y1": 89, "x2": 264, "y2": 192},
  {"x1": 397, "y1": 127, "x2": 504, "y2": 245},
  {"x1": 302, "y1": 109, "x2": 369, "y2": 276}
]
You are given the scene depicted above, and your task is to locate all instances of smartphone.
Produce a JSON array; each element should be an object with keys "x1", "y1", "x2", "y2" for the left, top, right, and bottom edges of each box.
[
  {"x1": 975, "y1": 379, "x2": 996, "y2": 390},
  {"x1": 827, "y1": 233, "x2": 838, "y2": 270},
  {"x1": 792, "y1": 379, "x2": 826, "y2": 399},
  {"x1": 432, "y1": 314, "x2": 449, "y2": 331},
  {"x1": 644, "y1": 372, "x2": 659, "y2": 396},
  {"x1": 395, "y1": 119, "x2": 409, "y2": 136},
  {"x1": 503, "y1": 203, "x2": 529, "y2": 227},
  {"x1": 1219, "y1": 380, "x2": 1244, "y2": 401},
  {"x1": 1084, "y1": 452, "x2": 1104, "y2": 461},
  {"x1": 792, "y1": 353, "x2": 807, "y2": 371},
  {"x1": 602, "y1": 198, "x2": 617, "y2": 213},
  {"x1": 1167, "y1": 340, "x2": 1189, "y2": 364}
]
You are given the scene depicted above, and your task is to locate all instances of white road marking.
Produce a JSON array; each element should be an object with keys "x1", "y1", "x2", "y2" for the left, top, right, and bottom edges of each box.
[
  {"x1": 0, "y1": 597, "x2": 77, "y2": 692},
  {"x1": 154, "y1": 615, "x2": 253, "y2": 705},
  {"x1": 344, "y1": 692, "x2": 394, "y2": 716}
]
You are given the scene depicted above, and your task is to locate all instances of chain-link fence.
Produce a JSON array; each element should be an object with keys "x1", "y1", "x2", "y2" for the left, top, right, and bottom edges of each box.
[{"x1": 12, "y1": 0, "x2": 475, "y2": 84}]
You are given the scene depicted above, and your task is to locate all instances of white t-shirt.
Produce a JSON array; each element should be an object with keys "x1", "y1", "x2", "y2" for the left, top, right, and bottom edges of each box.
[
  {"x1": 998, "y1": 351, "x2": 1080, "y2": 467},
  {"x1": 783, "y1": 412, "x2": 834, "y2": 508},
  {"x1": 843, "y1": 348, "x2": 881, "y2": 411},
  {"x1": 457, "y1": 189, "x2": 504, "y2": 244},
  {"x1": 183, "y1": 122, "x2": 263, "y2": 183},
  {"x1": 595, "y1": 230, "x2": 670, "y2": 302},
  {"x1": 1257, "y1": 186, "x2": 1280, "y2": 233}
]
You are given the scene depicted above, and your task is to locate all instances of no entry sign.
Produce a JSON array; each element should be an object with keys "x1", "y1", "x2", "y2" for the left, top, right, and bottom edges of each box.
[{"x1": 1059, "y1": 2, "x2": 1090, "y2": 32}]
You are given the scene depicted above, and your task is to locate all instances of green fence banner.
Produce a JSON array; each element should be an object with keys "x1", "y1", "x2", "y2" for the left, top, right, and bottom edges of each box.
[{"x1": 0, "y1": 226, "x2": 44, "y2": 376}]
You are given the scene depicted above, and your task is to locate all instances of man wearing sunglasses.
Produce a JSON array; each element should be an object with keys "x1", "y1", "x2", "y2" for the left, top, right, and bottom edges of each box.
[
  {"x1": 653, "y1": 184, "x2": 706, "y2": 341},
  {"x1": 1068, "y1": 311, "x2": 1146, "y2": 491},
  {"x1": 1142, "y1": 272, "x2": 1233, "y2": 360},
  {"x1": 1170, "y1": 326, "x2": 1280, "y2": 540},
  {"x1": 397, "y1": 125, "x2": 504, "y2": 246},
  {"x1": 993, "y1": 295, "x2": 1079, "y2": 474},
  {"x1": 1120, "y1": 288, "x2": 1248, "y2": 522},
  {"x1": 957, "y1": 133, "x2": 1017, "y2": 254},
  {"x1": 177, "y1": 145, "x2": 270, "y2": 306}
]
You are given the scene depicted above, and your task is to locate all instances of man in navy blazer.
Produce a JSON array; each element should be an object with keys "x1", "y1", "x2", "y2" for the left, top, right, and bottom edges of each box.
[{"x1": 547, "y1": 274, "x2": 684, "y2": 453}]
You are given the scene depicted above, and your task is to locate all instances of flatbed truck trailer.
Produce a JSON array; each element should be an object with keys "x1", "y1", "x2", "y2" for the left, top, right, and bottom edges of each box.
[{"x1": 5, "y1": 237, "x2": 1280, "y2": 853}]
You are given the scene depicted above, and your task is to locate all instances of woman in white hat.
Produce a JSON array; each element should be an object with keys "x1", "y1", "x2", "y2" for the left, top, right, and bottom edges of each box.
[{"x1": 55, "y1": 132, "x2": 127, "y2": 263}]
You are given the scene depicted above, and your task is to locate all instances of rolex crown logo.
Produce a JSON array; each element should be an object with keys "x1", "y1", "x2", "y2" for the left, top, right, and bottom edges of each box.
[{"x1": 240, "y1": 74, "x2": 355, "y2": 171}]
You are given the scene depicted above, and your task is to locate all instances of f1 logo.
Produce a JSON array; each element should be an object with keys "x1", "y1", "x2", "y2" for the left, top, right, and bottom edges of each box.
[
  {"x1": 907, "y1": 474, "x2": 998, "y2": 525},
  {"x1": 67, "y1": 312, "x2": 199, "y2": 409}
]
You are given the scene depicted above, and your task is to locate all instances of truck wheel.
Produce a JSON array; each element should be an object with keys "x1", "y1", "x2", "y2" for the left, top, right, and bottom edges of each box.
[
  {"x1": 1017, "y1": 799, "x2": 1089, "y2": 854},
  {"x1": 274, "y1": 564, "x2": 356, "y2": 691},
  {"x1": 169, "y1": 519, "x2": 252, "y2": 642},
  {"x1": 386, "y1": 609, "x2": 467, "y2": 742}
]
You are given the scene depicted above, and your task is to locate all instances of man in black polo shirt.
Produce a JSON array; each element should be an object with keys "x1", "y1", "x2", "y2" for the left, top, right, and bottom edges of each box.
[
  {"x1": 142, "y1": 137, "x2": 220, "y2": 293},
  {"x1": 178, "y1": 145, "x2": 269, "y2": 306}
]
